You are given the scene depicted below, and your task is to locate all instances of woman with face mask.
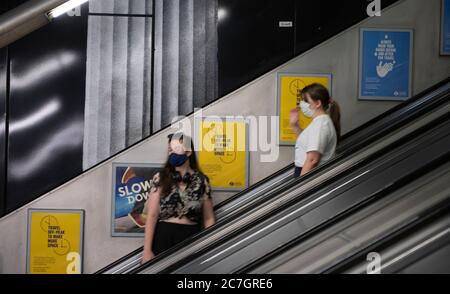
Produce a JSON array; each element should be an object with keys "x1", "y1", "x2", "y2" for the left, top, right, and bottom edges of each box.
[
  {"x1": 142, "y1": 133, "x2": 216, "y2": 263},
  {"x1": 290, "y1": 84, "x2": 341, "y2": 178}
]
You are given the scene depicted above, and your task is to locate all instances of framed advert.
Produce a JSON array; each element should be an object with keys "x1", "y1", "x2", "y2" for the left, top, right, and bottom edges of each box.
[
  {"x1": 194, "y1": 117, "x2": 249, "y2": 192},
  {"x1": 277, "y1": 73, "x2": 332, "y2": 146},
  {"x1": 27, "y1": 209, "x2": 85, "y2": 274},
  {"x1": 359, "y1": 28, "x2": 414, "y2": 101},
  {"x1": 111, "y1": 163, "x2": 164, "y2": 237}
]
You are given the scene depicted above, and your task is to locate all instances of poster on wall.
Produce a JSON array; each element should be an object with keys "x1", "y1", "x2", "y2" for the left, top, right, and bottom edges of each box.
[
  {"x1": 26, "y1": 209, "x2": 84, "y2": 274},
  {"x1": 442, "y1": 0, "x2": 450, "y2": 55},
  {"x1": 111, "y1": 163, "x2": 164, "y2": 237},
  {"x1": 359, "y1": 28, "x2": 414, "y2": 101},
  {"x1": 277, "y1": 73, "x2": 332, "y2": 146},
  {"x1": 195, "y1": 118, "x2": 249, "y2": 191}
]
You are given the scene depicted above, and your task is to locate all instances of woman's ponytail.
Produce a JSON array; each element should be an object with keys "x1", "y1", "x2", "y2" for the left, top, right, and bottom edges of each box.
[{"x1": 328, "y1": 100, "x2": 341, "y2": 143}]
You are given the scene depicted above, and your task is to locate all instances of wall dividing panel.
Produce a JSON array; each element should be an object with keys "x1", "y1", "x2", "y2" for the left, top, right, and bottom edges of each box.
[{"x1": 0, "y1": 48, "x2": 7, "y2": 216}]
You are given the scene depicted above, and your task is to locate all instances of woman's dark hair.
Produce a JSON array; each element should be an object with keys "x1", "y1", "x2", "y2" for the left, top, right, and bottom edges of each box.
[
  {"x1": 301, "y1": 83, "x2": 341, "y2": 142},
  {"x1": 159, "y1": 133, "x2": 200, "y2": 197}
]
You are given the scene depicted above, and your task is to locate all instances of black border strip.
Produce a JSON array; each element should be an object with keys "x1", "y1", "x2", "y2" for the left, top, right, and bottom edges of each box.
[
  {"x1": 88, "y1": 13, "x2": 153, "y2": 18},
  {"x1": 150, "y1": 0, "x2": 155, "y2": 135},
  {"x1": 3, "y1": 47, "x2": 9, "y2": 216}
]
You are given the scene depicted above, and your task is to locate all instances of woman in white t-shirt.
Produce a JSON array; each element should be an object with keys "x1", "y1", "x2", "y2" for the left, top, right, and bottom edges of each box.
[{"x1": 290, "y1": 83, "x2": 341, "y2": 178}]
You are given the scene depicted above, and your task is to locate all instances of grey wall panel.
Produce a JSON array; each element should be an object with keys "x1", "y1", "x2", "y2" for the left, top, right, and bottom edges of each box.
[
  {"x1": 192, "y1": 0, "x2": 219, "y2": 108},
  {"x1": 161, "y1": 0, "x2": 180, "y2": 127},
  {"x1": 179, "y1": 0, "x2": 194, "y2": 116},
  {"x1": 126, "y1": 11, "x2": 149, "y2": 146},
  {"x1": 84, "y1": 0, "x2": 219, "y2": 169},
  {"x1": 83, "y1": 5, "x2": 153, "y2": 169},
  {"x1": 110, "y1": 14, "x2": 128, "y2": 154},
  {"x1": 153, "y1": 0, "x2": 219, "y2": 129},
  {"x1": 204, "y1": 0, "x2": 218, "y2": 105},
  {"x1": 142, "y1": 14, "x2": 153, "y2": 136},
  {"x1": 193, "y1": 0, "x2": 207, "y2": 109},
  {"x1": 152, "y1": 0, "x2": 163, "y2": 131}
]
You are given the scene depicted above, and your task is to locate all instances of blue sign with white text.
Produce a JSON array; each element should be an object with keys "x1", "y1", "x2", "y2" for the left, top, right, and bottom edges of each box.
[
  {"x1": 442, "y1": 0, "x2": 450, "y2": 55},
  {"x1": 360, "y1": 29, "x2": 413, "y2": 101}
]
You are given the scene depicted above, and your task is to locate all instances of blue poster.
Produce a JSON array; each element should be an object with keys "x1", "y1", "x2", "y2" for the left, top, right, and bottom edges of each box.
[
  {"x1": 111, "y1": 163, "x2": 163, "y2": 237},
  {"x1": 442, "y1": 0, "x2": 450, "y2": 55},
  {"x1": 359, "y1": 29, "x2": 413, "y2": 101}
]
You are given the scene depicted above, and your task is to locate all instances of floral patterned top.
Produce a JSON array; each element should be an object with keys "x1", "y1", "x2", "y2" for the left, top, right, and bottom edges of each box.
[{"x1": 149, "y1": 171, "x2": 212, "y2": 224}]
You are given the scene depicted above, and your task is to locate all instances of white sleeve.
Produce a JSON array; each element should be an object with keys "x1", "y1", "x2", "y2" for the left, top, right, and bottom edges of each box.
[{"x1": 306, "y1": 121, "x2": 328, "y2": 155}]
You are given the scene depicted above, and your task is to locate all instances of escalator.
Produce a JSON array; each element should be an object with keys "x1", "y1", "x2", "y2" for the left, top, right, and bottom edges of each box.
[
  {"x1": 99, "y1": 78, "x2": 450, "y2": 274},
  {"x1": 139, "y1": 105, "x2": 450, "y2": 274},
  {"x1": 0, "y1": 0, "x2": 447, "y2": 275},
  {"x1": 246, "y1": 160, "x2": 450, "y2": 274}
]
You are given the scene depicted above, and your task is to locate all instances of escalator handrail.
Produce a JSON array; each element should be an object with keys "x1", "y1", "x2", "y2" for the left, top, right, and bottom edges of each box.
[{"x1": 340, "y1": 77, "x2": 450, "y2": 141}]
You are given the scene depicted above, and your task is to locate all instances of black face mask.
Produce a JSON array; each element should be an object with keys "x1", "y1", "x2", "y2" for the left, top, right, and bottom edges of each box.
[{"x1": 168, "y1": 153, "x2": 189, "y2": 167}]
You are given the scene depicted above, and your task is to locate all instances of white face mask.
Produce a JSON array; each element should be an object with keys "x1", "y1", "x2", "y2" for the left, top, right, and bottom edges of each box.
[{"x1": 300, "y1": 101, "x2": 315, "y2": 118}]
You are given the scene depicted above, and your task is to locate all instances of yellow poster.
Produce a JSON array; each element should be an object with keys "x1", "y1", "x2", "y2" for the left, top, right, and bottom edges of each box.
[
  {"x1": 27, "y1": 209, "x2": 84, "y2": 274},
  {"x1": 196, "y1": 118, "x2": 248, "y2": 191},
  {"x1": 278, "y1": 74, "x2": 332, "y2": 145}
]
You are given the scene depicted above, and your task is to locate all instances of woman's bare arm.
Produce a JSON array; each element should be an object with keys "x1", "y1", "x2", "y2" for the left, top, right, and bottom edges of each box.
[
  {"x1": 301, "y1": 151, "x2": 322, "y2": 176},
  {"x1": 202, "y1": 197, "x2": 216, "y2": 229},
  {"x1": 142, "y1": 189, "x2": 161, "y2": 263},
  {"x1": 290, "y1": 109, "x2": 303, "y2": 137}
]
